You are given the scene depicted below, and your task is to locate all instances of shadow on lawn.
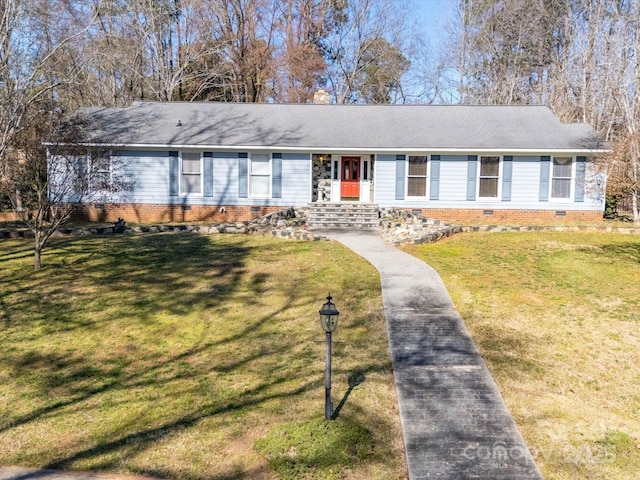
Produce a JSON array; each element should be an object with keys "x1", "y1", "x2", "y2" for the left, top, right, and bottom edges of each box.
[
  {"x1": 469, "y1": 320, "x2": 546, "y2": 380},
  {"x1": 331, "y1": 370, "x2": 366, "y2": 420},
  {"x1": 591, "y1": 241, "x2": 640, "y2": 263},
  {"x1": 0, "y1": 234, "x2": 256, "y2": 427},
  {"x1": 0, "y1": 234, "x2": 398, "y2": 479},
  {"x1": 1, "y1": 234, "x2": 250, "y2": 330}
]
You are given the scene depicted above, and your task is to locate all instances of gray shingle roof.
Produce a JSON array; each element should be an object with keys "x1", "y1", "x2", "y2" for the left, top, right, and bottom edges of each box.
[{"x1": 78, "y1": 102, "x2": 605, "y2": 152}]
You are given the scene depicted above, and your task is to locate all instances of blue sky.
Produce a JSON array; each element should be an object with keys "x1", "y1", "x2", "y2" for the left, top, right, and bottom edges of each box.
[
  {"x1": 412, "y1": 0, "x2": 456, "y2": 45},
  {"x1": 402, "y1": 0, "x2": 459, "y2": 102},
  {"x1": 413, "y1": 0, "x2": 455, "y2": 23}
]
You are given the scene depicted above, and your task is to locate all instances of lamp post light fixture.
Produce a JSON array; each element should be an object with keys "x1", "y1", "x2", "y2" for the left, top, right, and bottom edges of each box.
[{"x1": 319, "y1": 294, "x2": 340, "y2": 420}]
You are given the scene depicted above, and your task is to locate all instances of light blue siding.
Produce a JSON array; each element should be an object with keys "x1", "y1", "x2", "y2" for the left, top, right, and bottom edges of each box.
[
  {"x1": 280, "y1": 153, "x2": 312, "y2": 204},
  {"x1": 374, "y1": 155, "x2": 399, "y2": 204},
  {"x1": 213, "y1": 155, "x2": 240, "y2": 203},
  {"x1": 108, "y1": 149, "x2": 310, "y2": 207},
  {"x1": 103, "y1": 149, "x2": 603, "y2": 212},
  {"x1": 438, "y1": 156, "x2": 468, "y2": 202},
  {"x1": 510, "y1": 157, "x2": 540, "y2": 204},
  {"x1": 124, "y1": 154, "x2": 172, "y2": 202},
  {"x1": 374, "y1": 154, "x2": 603, "y2": 211}
]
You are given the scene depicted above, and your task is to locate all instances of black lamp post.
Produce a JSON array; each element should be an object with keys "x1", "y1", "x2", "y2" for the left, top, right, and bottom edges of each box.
[{"x1": 319, "y1": 294, "x2": 340, "y2": 420}]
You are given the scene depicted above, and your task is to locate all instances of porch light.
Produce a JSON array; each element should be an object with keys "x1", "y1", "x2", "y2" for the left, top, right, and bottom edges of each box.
[{"x1": 319, "y1": 294, "x2": 340, "y2": 419}]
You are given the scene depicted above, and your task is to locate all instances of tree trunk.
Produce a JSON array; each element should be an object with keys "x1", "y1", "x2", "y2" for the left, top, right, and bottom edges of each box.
[
  {"x1": 34, "y1": 243, "x2": 42, "y2": 270},
  {"x1": 34, "y1": 230, "x2": 45, "y2": 270}
]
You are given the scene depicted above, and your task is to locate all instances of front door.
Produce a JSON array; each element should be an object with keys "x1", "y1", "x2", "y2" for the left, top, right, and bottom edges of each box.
[{"x1": 340, "y1": 157, "x2": 360, "y2": 199}]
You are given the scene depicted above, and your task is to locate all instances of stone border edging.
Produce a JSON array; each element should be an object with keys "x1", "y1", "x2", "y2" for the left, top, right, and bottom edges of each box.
[
  {"x1": 379, "y1": 207, "x2": 639, "y2": 245},
  {"x1": 1, "y1": 206, "x2": 638, "y2": 244},
  {"x1": 0, "y1": 207, "x2": 330, "y2": 242}
]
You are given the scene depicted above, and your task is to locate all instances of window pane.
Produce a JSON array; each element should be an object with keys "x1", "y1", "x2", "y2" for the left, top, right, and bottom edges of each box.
[
  {"x1": 552, "y1": 179, "x2": 570, "y2": 198},
  {"x1": 408, "y1": 177, "x2": 426, "y2": 196},
  {"x1": 92, "y1": 157, "x2": 110, "y2": 173},
  {"x1": 93, "y1": 172, "x2": 111, "y2": 190},
  {"x1": 251, "y1": 157, "x2": 270, "y2": 175},
  {"x1": 251, "y1": 176, "x2": 269, "y2": 196},
  {"x1": 553, "y1": 157, "x2": 571, "y2": 178},
  {"x1": 480, "y1": 157, "x2": 499, "y2": 176},
  {"x1": 181, "y1": 174, "x2": 201, "y2": 193},
  {"x1": 182, "y1": 158, "x2": 200, "y2": 173},
  {"x1": 479, "y1": 178, "x2": 498, "y2": 197},
  {"x1": 408, "y1": 156, "x2": 427, "y2": 176},
  {"x1": 343, "y1": 162, "x2": 350, "y2": 180}
]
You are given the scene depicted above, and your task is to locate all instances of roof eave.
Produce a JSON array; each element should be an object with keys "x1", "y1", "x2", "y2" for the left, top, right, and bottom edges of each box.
[{"x1": 67, "y1": 142, "x2": 611, "y2": 155}]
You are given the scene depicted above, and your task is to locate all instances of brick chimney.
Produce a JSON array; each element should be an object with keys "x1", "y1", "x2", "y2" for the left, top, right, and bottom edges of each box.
[{"x1": 313, "y1": 89, "x2": 330, "y2": 104}]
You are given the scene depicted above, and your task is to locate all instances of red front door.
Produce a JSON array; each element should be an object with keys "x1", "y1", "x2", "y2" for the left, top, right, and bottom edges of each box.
[{"x1": 340, "y1": 157, "x2": 360, "y2": 199}]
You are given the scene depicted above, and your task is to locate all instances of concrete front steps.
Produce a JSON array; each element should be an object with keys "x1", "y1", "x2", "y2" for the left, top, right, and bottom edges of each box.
[{"x1": 306, "y1": 203, "x2": 380, "y2": 229}]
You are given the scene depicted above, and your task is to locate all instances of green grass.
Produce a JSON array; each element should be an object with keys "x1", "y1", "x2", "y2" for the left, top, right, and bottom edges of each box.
[
  {"x1": 0, "y1": 234, "x2": 405, "y2": 479},
  {"x1": 254, "y1": 417, "x2": 373, "y2": 479},
  {"x1": 403, "y1": 232, "x2": 640, "y2": 480}
]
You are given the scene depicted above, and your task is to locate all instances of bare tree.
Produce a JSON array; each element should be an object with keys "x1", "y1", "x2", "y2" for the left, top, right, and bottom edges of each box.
[
  {"x1": 450, "y1": 0, "x2": 570, "y2": 105},
  {"x1": 601, "y1": 133, "x2": 640, "y2": 222},
  {"x1": 205, "y1": 0, "x2": 277, "y2": 102},
  {"x1": 319, "y1": 0, "x2": 412, "y2": 104},
  {"x1": 2, "y1": 105, "x2": 132, "y2": 269},
  {"x1": 0, "y1": 0, "x2": 99, "y2": 211},
  {"x1": 271, "y1": 0, "x2": 329, "y2": 103}
]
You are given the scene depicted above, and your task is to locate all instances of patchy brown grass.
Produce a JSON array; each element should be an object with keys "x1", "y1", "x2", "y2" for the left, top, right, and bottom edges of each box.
[
  {"x1": 0, "y1": 234, "x2": 406, "y2": 479},
  {"x1": 403, "y1": 231, "x2": 640, "y2": 480}
]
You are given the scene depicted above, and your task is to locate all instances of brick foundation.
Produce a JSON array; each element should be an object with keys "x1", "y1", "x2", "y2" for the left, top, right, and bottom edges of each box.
[
  {"x1": 0, "y1": 211, "x2": 22, "y2": 222},
  {"x1": 413, "y1": 208, "x2": 604, "y2": 224},
  {"x1": 73, "y1": 203, "x2": 286, "y2": 224}
]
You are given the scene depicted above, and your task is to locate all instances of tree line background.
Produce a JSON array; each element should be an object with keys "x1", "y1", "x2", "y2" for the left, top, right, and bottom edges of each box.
[{"x1": 1, "y1": 0, "x2": 639, "y2": 224}]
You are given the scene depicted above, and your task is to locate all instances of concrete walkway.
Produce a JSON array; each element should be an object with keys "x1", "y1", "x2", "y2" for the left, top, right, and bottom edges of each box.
[{"x1": 324, "y1": 229, "x2": 543, "y2": 480}]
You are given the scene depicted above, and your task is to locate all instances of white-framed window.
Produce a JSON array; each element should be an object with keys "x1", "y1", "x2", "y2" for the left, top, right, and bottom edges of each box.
[
  {"x1": 407, "y1": 155, "x2": 428, "y2": 197},
  {"x1": 551, "y1": 157, "x2": 572, "y2": 199},
  {"x1": 250, "y1": 153, "x2": 270, "y2": 197},
  {"x1": 181, "y1": 152, "x2": 202, "y2": 194},
  {"x1": 479, "y1": 156, "x2": 500, "y2": 198},
  {"x1": 90, "y1": 155, "x2": 113, "y2": 192}
]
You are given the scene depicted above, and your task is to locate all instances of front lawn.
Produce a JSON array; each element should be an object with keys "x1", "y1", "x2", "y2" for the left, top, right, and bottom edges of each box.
[
  {"x1": 0, "y1": 234, "x2": 406, "y2": 479},
  {"x1": 403, "y1": 232, "x2": 640, "y2": 480}
]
